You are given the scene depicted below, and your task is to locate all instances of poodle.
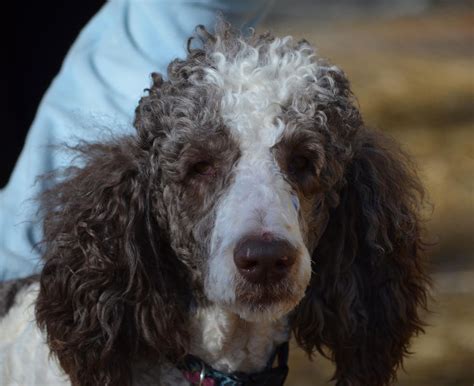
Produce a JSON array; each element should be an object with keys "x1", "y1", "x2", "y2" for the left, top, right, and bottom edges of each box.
[{"x1": 0, "y1": 22, "x2": 430, "y2": 386}]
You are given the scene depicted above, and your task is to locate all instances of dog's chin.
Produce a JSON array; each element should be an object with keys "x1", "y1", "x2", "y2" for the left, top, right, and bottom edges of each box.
[
  {"x1": 226, "y1": 281, "x2": 308, "y2": 322},
  {"x1": 229, "y1": 300, "x2": 298, "y2": 323}
]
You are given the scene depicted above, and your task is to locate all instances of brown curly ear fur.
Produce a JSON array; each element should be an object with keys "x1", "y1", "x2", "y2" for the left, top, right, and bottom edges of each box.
[
  {"x1": 292, "y1": 126, "x2": 429, "y2": 385},
  {"x1": 36, "y1": 139, "x2": 190, "y2": 386}
]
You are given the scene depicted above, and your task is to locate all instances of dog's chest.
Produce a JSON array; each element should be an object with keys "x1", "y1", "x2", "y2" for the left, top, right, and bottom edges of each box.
[{"x1": 188, "y1": 306, "x2": 290, "y2": 374}]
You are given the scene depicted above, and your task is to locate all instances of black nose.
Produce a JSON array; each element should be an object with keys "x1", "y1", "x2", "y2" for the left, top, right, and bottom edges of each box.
[{"x1": 233, "y1": 236, "x2": 298, "y2": 284}]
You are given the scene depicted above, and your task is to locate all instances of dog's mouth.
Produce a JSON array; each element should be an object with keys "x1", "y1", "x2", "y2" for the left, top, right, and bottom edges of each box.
[
  {"x1": 206, "y1": 232, "x2": 312, "y2": 320},
  {"x1": 229, "y1": 275, "x2": 308, "y2": 321},
  {"x1": 204, "y1": 250, "x2": 311, "y2": 321},
  {"x1": 235, "y1": 278, "x2": 303, "y2": 306}
]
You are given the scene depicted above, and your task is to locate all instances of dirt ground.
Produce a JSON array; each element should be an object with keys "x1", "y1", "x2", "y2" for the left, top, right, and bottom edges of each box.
[{"x1": 262, "y1": 8, "x2": 474, "y2": 386}]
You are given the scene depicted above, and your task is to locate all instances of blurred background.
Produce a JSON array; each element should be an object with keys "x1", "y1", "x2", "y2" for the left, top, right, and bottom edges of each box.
[
  {"x1": 3, "y1": 1, "x2": 473, "y2": 385},
  {"x1": 263, "y1": 1, "x2": 474, "y2": 385}
]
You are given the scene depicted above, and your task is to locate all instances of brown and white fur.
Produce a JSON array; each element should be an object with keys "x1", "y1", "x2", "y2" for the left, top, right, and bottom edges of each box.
[{"x1": 0, "y1": 22, "x2": 429, "y2": 386}]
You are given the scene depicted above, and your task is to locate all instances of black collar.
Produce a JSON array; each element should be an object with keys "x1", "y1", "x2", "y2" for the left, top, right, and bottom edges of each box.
[{"x1": 177, "y1": 342, "x2": 289, "y2": 386}]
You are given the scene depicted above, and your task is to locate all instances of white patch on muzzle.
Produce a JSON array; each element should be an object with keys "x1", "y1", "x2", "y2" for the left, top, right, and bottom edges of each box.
[
  {"x1": 199, "y1": 37, "x2": 322, "y2": 315},
  {"x1": 207, "y1": 146, "x2": 311, "y2": 307}
]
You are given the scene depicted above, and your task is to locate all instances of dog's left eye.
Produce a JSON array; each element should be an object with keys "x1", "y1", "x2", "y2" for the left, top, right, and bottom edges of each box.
[
  {"x1": 288, "y1": 155, "x2": 312, "y2": 175},
  {"x1": 291, "y1": 156, "x2": 309, "y2": 171},
  {"x1": 192, "y1": 161, "x2": 216, "y2": 177}
]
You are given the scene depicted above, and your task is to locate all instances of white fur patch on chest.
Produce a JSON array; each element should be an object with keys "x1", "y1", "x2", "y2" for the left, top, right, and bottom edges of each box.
[
  {"x1": 189, "y1": 306, "x2": 290, "y2": 374},
  {"x1": 0, "y1": 283, "x2": 69, "y2": 386}
]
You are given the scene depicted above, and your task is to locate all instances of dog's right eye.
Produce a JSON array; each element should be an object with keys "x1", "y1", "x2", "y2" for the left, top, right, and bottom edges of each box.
[
  {"x1": 288, "y1": 155, "x2": 313, "y2": 177},
  {"x1": 286, "y1": 154, "x2": 319, "y2": 195},
  {"x1": 192, "y1": 161, "x2": 216, "y2": 177},
  {"x1": 289, "y1": 156, "x2": 310, "y2": 173}
]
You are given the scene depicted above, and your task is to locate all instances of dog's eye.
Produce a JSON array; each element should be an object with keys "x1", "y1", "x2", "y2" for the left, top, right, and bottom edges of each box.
[
  {"x1": 292, "y1": 156, "x2": 309, "y2": 170},
  {"x1": 289, "y1": 156, "x2": 312, "y2": 175},
  {"x1": 287, "y1": 155, "x2": 318, "y2": 194},
  {"x1": 192, "y1": 161, "x2": 216, "y2": 177}
]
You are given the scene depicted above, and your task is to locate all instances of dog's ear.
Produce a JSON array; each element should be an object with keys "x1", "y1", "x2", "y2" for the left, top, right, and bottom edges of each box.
[
  {"x1": 36, "y1": 139, "x2": 190, "y2": 386},
  {"x1": 292, "y1": 89, "x2": 430, "y2": 383}
]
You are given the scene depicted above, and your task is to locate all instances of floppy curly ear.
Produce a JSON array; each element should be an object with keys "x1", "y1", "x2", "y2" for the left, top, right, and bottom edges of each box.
[
  {"x1": 36, "y1": 138, "x2": 190, "y2": 386},
  {"x1": 292, "y1": 128, "x2": 430, "y2": 386}
]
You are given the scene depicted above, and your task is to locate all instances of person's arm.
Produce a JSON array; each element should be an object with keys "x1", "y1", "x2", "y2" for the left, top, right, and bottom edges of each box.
[{"x1": 0, "y1": 0, "x2": 274, "y2": 280}]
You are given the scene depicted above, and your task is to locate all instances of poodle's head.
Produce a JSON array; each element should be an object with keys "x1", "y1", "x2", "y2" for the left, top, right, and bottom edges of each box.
[
  {"x1": 37, "y1": 23, "x2": 429, "y2": 386},
  {"x1": 136, "y1": 27, "x2": 347, "y2": 322}
]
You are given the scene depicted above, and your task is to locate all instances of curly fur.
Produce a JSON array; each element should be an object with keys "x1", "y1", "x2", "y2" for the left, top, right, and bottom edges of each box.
[{"x1": 30, "y1": 21, "x2": 431, "y2": 386}]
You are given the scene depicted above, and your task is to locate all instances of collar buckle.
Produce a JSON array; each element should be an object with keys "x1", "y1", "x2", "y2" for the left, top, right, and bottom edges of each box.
[{"x1": 199, "y1": 363, "x2": 206, "y2": 386}]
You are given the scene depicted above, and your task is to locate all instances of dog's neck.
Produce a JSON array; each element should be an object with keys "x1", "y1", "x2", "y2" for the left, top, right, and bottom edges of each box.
[{"x1": 188, "y1": 305, "x2": 290, "y2": 374}]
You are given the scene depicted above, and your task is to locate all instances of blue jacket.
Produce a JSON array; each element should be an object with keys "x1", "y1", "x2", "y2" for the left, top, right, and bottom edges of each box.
[{"x1": 0, "y1": 0, "x2": 273, "y2": 280}]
